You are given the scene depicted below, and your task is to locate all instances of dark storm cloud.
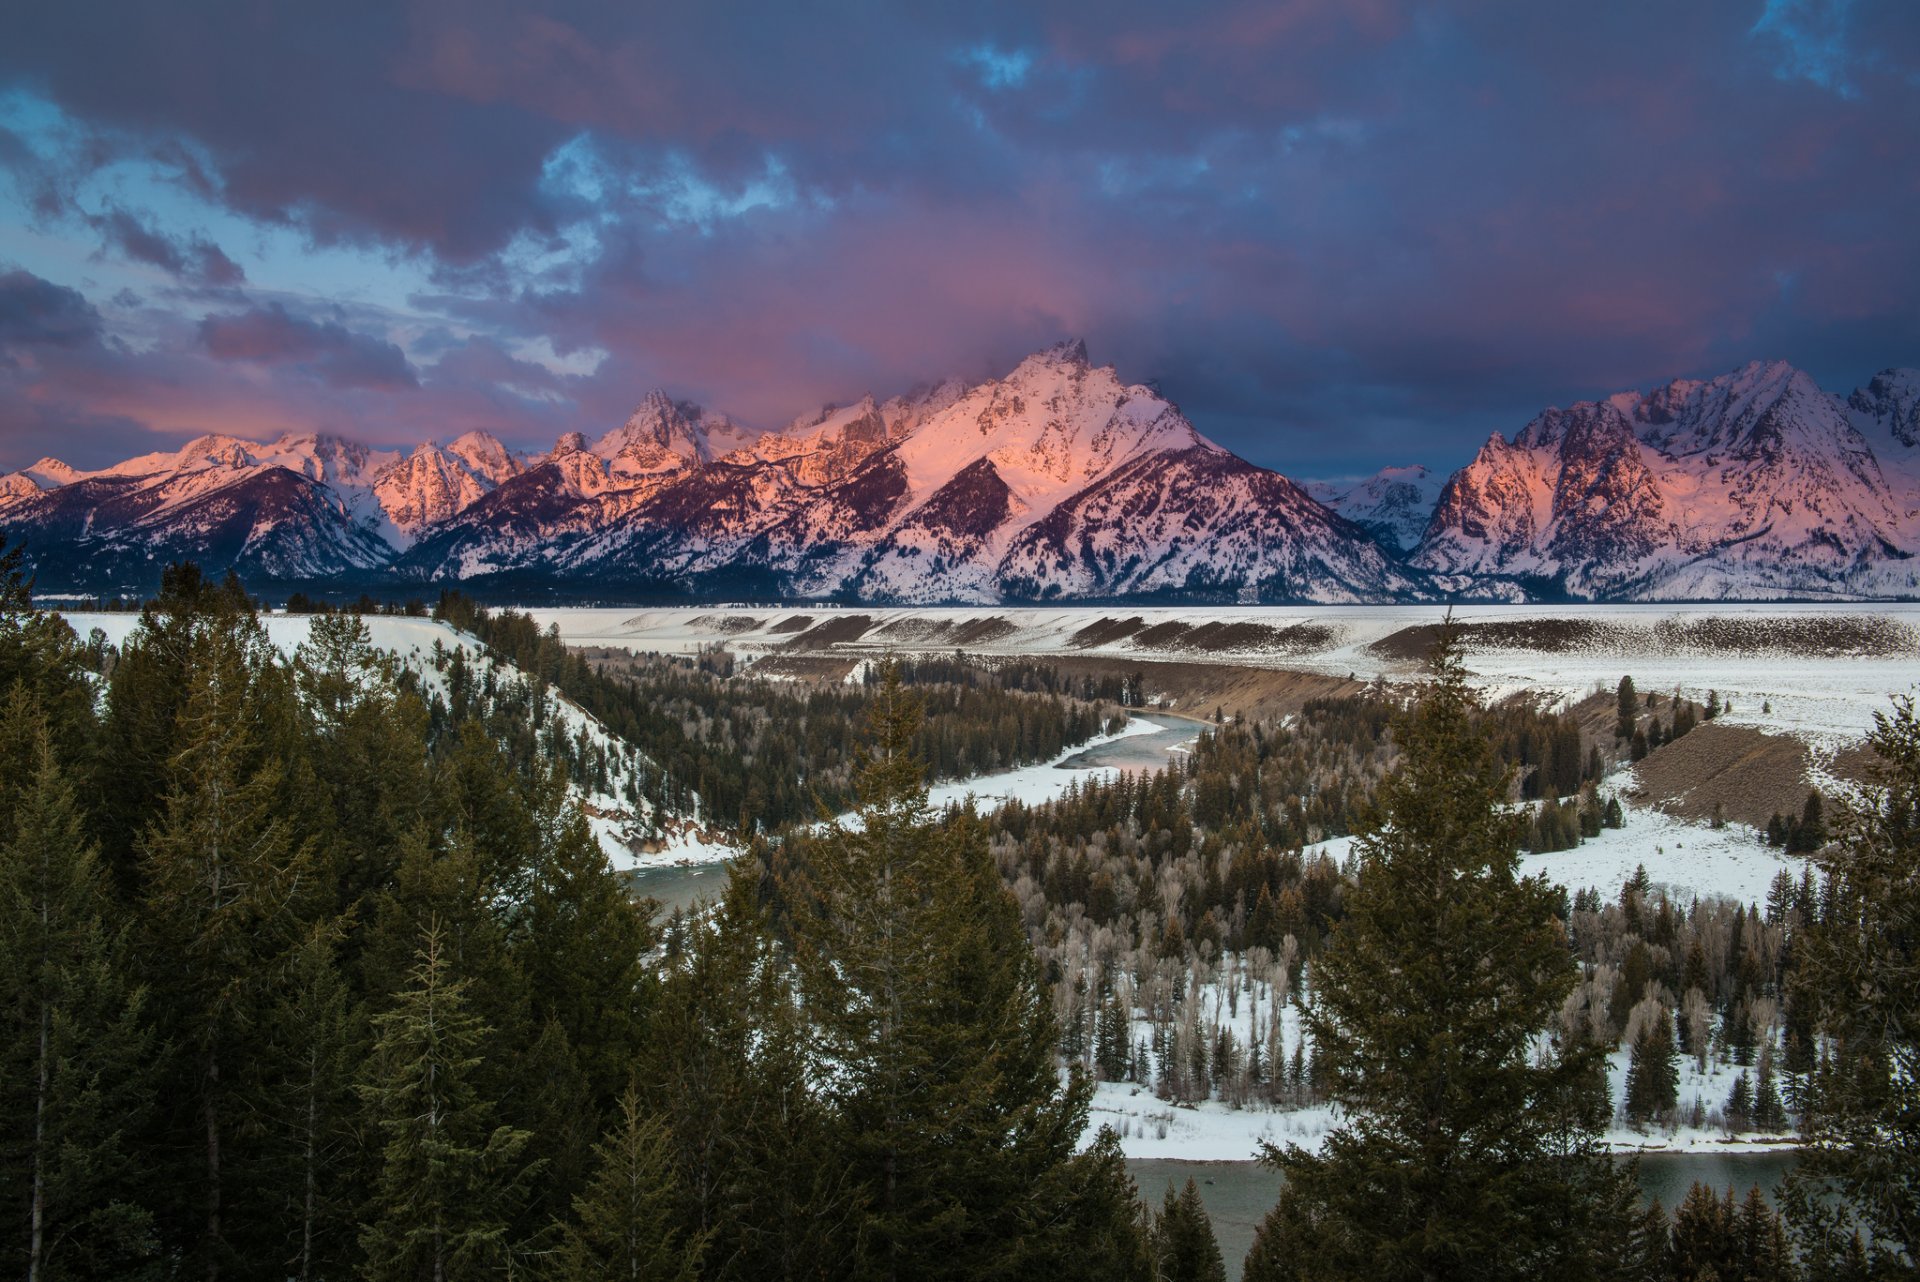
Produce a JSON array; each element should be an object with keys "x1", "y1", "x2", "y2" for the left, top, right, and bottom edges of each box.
[
  {"x1": 0, "y1": 269, "x2": 102, "y2": 350},
  {"x1": 0, "y1": 0, "x2": 1916, "y2": 475},
  {"x1": 89, "y1": 206, "x2": 246, "y2": 288},
  {"x1": 198, "y1": 304, "x2": 419, "y2": 390}
]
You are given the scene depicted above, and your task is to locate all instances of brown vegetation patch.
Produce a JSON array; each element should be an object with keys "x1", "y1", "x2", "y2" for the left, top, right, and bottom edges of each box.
[
  {"x1": 1132, "y1": 622, "x2": 1194, "y2": 650},
  {"x1": 684, "y1": 613, "x2": 764, "y2": 635},
  {"x1": 1068, "y1": 616, "x2": 1146, "y2": 648},
  {"x1": 780, "y1": 614, "x2": 876, "y2": 649},
  {"x1": 1650, "y1": 615, "x2": 1916, "y2": 657},
  {"x1": 1627, "y1": 722, "x2": 1814, "y2": 829},
  {"x1": 1368, "y1": 618, "x2": 1629, "y2": 662},
  {"x1": 744, "y1": 653, "x2": 865, "y2": 682},
  {"x1": 950, "y1": 616, "x2": 1016, "y2": 646},
  {"x1": 766, "y1": 615, "x2": 814, "y2": 634}
]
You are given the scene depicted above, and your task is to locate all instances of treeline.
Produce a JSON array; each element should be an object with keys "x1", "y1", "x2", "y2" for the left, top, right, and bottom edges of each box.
[{"x1": 431, "y1": 591, "x2": 1118, "y2": 833}]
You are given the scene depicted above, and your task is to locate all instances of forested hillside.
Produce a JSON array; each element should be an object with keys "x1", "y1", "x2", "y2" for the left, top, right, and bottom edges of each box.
[{"x1": 2, "y1": 549, "x2": 1913, "y2": 1280}]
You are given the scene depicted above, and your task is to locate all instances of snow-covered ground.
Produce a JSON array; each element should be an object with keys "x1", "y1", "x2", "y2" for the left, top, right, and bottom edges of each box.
[
  {"x1": 1084, "y1": 780, "x2": 1808, "y2": 1162},
  {"x1": 926, "y1": 716, "x2": 1174, "y2": 812},
  {"x1": 59, "y1": 611, "x2": 674, "y2": 867},
  {"x1": 527, "y1": 602, "x2": 1919, "y2": 745}
]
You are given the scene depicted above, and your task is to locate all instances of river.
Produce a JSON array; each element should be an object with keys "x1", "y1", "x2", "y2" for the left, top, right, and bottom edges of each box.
[{"x1": 1128, "y1": 1150, "x2": 1799, "y2": 1281}]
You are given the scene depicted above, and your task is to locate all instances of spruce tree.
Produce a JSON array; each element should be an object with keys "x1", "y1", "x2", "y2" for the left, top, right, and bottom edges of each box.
[
  {"x1": 555, "y1": 1086, "x2": 704, "y2": 1282},
  {"x1": 358, "y1": 922, "x2": 537, "y2": 1282},
  {"x1": 1781, "y1": 693, "x2": 1920, "y2": 1270},
  {"x1": 1624, "y1": 1011, "x2": 1679, "y2": 1125},
  {"x1": 265, "y1": 927, "x2": 364, "y2": 1282},
  {"x1": 1259, "y1": 622, "x2": 1636, "y2": 1281},
  {"x1": 1150, "y1": 1179, "x2": 1225, "y2": 1282},
  {"x1": 0, "y1": 727, "x2": 157, "y2": 1280},
  {"x1": 136, "y1": 627, "x2": 312, "y2": 1280},
  {"x1": 784, "y1": 663, "x2": 1091, "y2": 1280},
  {"x1": 643, "y1": 858, "x2": 858, "y2": 1281}
]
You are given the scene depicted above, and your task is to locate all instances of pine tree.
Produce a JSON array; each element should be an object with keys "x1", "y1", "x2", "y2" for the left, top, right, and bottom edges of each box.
[
  {"x1": 555, "y1": 1086, "x2": 704, "y2": 1282},
  {"x1": 136, "y1": 627, "x2": 312, "y2": 1280},
  {"x1": 1260, "y1": 621, "x2": 1635, "y2": 1281},
  {"x1": 643, "y1": 859, "x2": 859, "y2": 1280},
  {"x1": 1616, "y1": 677, "x2": 1638, "y2": 742},
  {"x1": 1624, "y1": 1010, "x2": 1679, "y2": 1124},
  {"x1": 266, "y1": 927, "x2": 363, "y2": 1282},
  {"x1": 1782, "y1": 693, "x2": 1920, "y2": 1270},
  {"x1": 358, "y1": 922, "x2": 537, "y2": 1282},
  {"x1": 1668, "y1": 1182, "x2": 1736, "y2": 1281},
  {"x1": 784, "y1": 662, "x2": 1091, "y2": 1280},
  {"x1": 0, "y1": 727, "x2": 157, "y2": 1280},
  {"x1": 1151, "y1": 1179, "x2": 1226, "y2": 1282}
]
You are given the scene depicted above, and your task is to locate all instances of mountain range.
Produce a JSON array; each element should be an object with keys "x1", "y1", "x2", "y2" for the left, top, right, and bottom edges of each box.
[{"x1": 3, "y1": 344, "x2": 1916, "y2": 603}]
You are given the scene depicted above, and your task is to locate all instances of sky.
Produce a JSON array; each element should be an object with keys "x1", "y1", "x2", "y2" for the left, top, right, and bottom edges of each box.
[{"x1": 0, "y1": 0, "x2": 1916, "y2": 479}]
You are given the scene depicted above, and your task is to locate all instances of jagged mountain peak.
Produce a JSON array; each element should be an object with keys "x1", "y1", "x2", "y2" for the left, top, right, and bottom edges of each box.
[
  {"x1": 1415, "y1": 357, "x2": 1917, "y2": 600},
  {"x1": 1849, "y1": 367, "x2": 1920, "y2": 450}
]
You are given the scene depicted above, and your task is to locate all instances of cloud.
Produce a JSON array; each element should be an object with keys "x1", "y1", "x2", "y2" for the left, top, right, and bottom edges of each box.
[
  {"x1": 0, "y1": 268, "x2": 102, "y2": 349},
  {"x1": 0, "y1": 2, "x2": 1915, "y2": 476},
  {"x1": 198, "y1": 303, "x2": 418, "y2": 390},
  {"x1": 89, "y1": 205, "x2": 245, "y2": 286}
]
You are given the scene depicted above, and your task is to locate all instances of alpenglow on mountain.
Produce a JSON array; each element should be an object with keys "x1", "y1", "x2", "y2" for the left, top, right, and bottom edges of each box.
[{"x1": 3, "y1": 348, "x2": 1917, "y2": 602}]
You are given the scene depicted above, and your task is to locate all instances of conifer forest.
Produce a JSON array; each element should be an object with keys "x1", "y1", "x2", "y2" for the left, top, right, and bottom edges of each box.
[{"x1": 1, "y1": 553, "x2": 1916, "y2": 1281}]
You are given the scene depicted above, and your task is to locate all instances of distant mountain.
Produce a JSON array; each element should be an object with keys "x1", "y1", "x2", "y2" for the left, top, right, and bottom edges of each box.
[
  {"x1": 1413, "y1": 361, "x2": 1920, "y2": 600},
  {"x1": 1306, "y1": 465, "x2": 1446, "y2": 553},
  {"x1": 8, "y1": 352, "x2": 1918, "y2": 602},
  {"x1": 2, "y1": 344, "x2": 1417, "y2": 602}
]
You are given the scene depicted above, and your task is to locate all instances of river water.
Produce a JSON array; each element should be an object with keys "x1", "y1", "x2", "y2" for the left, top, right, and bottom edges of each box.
[{"x1": 1129, "y1": 1151, "x2": 1799, "y2": 1281}]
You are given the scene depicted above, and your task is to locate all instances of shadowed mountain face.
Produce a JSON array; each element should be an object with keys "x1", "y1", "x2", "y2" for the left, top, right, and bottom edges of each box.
[{"x1": 5, "y1": 351, "x2": 1918, "y2": 602}]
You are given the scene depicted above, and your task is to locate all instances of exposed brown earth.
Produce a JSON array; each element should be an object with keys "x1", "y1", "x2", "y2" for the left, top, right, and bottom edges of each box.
[
  {"x1": 1626, "y1": 722, "x2": 1814, "y2": 828},
  {"x1": 1368, "y1": 619, "x2": 1637, "y2": 661},
  {"x1": 780, "y1": 614, "x2": 876, "y2": 648},
  {"x1": 766, "y1": 615, "x2": 815, "y2": 634},
  {"x1": 684, "y1": 612, "x2": 765, "y2": 635},
  {"x1": 871, "y1": 615, "x2": 1018, "y2": 647},
  {"x1": 1649, "y1": 615, "x2": 1915, "y2": 657}
]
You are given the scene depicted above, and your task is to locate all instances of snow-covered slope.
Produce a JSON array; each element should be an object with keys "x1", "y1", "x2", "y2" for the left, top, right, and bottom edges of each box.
[
  {"x1": 1415, "y1": 361, "x2": 1920, "y2": 599},
  {"x1": 394, "y1": 341, "x2": 1417, "y2": 603},
  {"x1": 1306, "y1": 465, "x2": 1445, "y2": 553}
]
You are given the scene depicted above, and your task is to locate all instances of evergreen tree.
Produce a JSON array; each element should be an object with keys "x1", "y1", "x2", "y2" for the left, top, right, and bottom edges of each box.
[
  {"x1": 1144, "y1": 1182, "x2": 1221, "y2": 1282},
  {"x1": 1150, "y1": 1179, "x2": 1225, "y2": 1282},
  {"x1": 358, "y1": 922, "x2": 537, "y2": 1282},
  {"x1": 556, "y1": 1086, "x2": 704, "y2": 1282},
  {"x1": 0, "y1": 727, "x2": 157, "y2": 1280},
  {"x1": 1616, "y1": 677, "x2": 1638, "y2": 742},
  {"x1": 266, "y1": 927, "x2": 364, "y2": 1282},
  {"x1": 784, "y1": 663, "x2": 1091, "y2": 1280},
  {"x1": 1624, "y1": 1012, "x2": 1679, "y2": 1124},
  {"x1": 136, "y1": 625, "x2": 312, "y2": 1279},
  {"x1": 1260, "y1": 622, "x2": 1635, "y2": 1281},
  {"x1": 643, "y1": 858, "x2": 858, "y2": 1282},
  {"x1": 1782, "y1": 694, "x2": 1920, "y2": 1270}
]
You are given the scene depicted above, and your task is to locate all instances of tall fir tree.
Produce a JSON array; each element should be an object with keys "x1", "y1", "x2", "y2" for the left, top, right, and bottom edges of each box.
[
  {"x1": 0, "y1": 726, "x2": 157, "y2": 1281},
  {"x1": 1782, "y1": 693, "x2": 1920, "y2": 1272},
  {"x1": 643, "y1": 858, "x2": 861, "y2": 1282},
  {"x1": 1260, "y1": 621, "x2": 1636, "y2": 1281},
  {"x1": 784, "y1": 662, "x2": 1092, "y2": 1281},
  {"x1": 556, "y1": 1086, "x2": 705, "y2": 1282},
  {"x1": 1624, "y1": 1011, "x2": 1680, "y2": 1124},
  {"x1": 136, "y1": 621, "x2": 312, "y2": 1280},
  {"x1": 358, "y1": 922, "x2": 538, "y2": 1282},
  {"x1": 1150, "y1": 1179, "x2": 1226, "y2": 1282}
]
